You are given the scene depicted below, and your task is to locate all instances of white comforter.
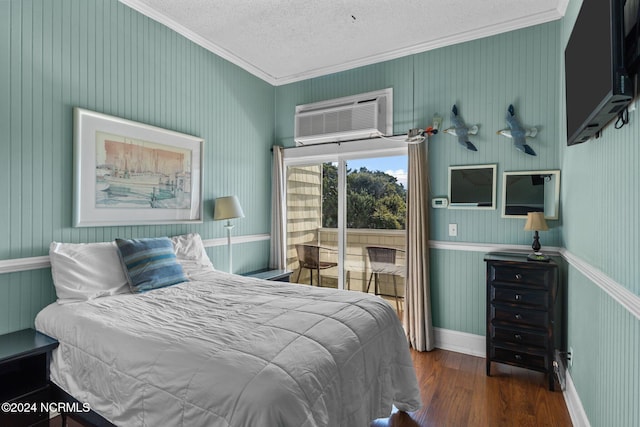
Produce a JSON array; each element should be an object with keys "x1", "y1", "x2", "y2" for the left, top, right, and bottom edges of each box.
[{"x1": 35, "y1": 270, "x2": 421, "y2": 427}]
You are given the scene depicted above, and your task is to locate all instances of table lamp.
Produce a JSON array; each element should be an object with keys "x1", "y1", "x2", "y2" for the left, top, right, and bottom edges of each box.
[
  {"x1": 214, "y1": 196, "x2": 245, "y2": 273},
  {"x1": 524, "y1": 211, "x2": 549, "y2": 262}
]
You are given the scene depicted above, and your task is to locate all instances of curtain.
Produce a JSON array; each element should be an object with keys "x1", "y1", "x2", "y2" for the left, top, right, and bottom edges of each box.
[
  {"x1": 269, "y1": 145, "x2": 286, "y2": 269},
  {"x1": 404, "y1": 140, "x2": 435, "y2": 351}
]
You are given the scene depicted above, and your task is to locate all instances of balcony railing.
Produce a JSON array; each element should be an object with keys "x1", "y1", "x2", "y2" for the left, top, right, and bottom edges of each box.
[{"x1": 287, "y1": 228, "x2": 406, "y2": 305}]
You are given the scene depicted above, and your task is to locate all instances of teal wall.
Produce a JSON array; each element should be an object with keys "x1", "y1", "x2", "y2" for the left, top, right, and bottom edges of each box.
[
  {"x1": 276, "y1": 23, "x2": 562, "y2": 246},
  {"x1": 275, "y1": 1, "x2": 640, "y2": 425},
  {"x1": 275, "y1": 22, "x2": 563, "y2": 336},
  {"x1": 559, "y1": 1, "x2": 640, "y2": 426},
  {"x1": 1, "y1": 1, "x2": 638, "y2": 425},
  {"x1": 0, "y1": 0, "x2": 275, "y2": 334}
]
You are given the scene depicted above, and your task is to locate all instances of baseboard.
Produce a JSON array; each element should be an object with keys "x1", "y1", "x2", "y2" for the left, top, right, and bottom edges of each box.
[
  {"x1": 564, "y1": 369, "x2": 591, "y2": 427},
  {"x1": 433, "y1": 327, "x2": 590, "y2": 427},
  {"x1": 433, "y1": 327, "x2": 485, "y2": 357}
]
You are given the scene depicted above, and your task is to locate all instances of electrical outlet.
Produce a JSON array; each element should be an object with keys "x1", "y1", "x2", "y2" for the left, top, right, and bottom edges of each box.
[
  {"x1": 448, "y1": 223, "x2": 458, "y2": 237},
  {"x1": 554, "y1": 349, "x2": 567, "y2": 391},
  {"x1": 568, "y1": 347, "x2": 573, "y2": 368}
]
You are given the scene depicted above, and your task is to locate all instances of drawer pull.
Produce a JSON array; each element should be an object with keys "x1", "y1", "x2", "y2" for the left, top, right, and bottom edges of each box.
[
  {"x1": 515, "y1": 314, "x2": 522, "y2": 320},
  {"x1": 515, "y1": 294, "x2": 522, "y2": 301},
  {"x1": 515, "y1": 273, "x2": 523, "y2": 280},
  {"x1": 514, "y1": 334, "x2": 523, "y2": 340},
  {"x1": 514, "y1": 354, "x2": 523, "y2": 361}
]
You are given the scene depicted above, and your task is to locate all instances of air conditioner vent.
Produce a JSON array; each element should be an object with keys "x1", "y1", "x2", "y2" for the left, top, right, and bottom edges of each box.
[{"x1": 294, "y1": 89, "x2": 392, "y2": 145}]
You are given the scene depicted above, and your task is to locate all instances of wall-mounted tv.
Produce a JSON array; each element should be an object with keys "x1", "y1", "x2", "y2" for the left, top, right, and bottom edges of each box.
[
  {"x1": 448, "y1": 164, "x2": 496, "y2": 210},
  {"x1": 565, "y1": 0, "x2": 632, "y2": 146}
]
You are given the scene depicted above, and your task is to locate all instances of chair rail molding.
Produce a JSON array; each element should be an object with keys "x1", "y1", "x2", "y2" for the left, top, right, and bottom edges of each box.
[
  {"x1": 3, "y1": 238, "x2": 639, "y2": 322},
  {"x1": 0, "y1": 233, "x2": 271, "y2": 275}
]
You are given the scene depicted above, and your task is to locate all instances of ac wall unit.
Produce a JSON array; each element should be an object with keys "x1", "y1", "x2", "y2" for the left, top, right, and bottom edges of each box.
[{"x1": 294, "y1": 89, "x2": 393, "y2": 146}]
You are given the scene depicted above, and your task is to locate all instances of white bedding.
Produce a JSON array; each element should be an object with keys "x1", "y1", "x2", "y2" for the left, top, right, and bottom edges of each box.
[{"x1": 35, "y1": 269, "x2": 420, "y2": 427}]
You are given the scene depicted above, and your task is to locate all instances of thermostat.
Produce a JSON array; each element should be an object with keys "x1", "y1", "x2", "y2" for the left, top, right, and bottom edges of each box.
[{"x1": 431, "y1": 197, "x2": 449, "y2": 208}]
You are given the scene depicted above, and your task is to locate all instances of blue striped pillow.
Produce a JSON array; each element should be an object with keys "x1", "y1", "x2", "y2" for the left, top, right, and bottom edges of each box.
[{"x1": 115, "y1": 237, "x2": 188, "y2": 293}]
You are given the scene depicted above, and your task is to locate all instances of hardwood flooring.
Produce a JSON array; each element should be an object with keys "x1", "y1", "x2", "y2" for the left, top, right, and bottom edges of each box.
[
  {"x1": 373, "y1": 348, "x2": 573, "y2": 427},
  {"x1": 50, "y1": 348, "x2": 572, "y2": 427}
]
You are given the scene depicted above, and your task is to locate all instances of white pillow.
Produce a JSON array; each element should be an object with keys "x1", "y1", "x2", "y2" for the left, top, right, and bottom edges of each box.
[
  {"x1": 170, "y1": 233, "x2": 215, "y2": 276},
  {"x1": 49, "y1": 241, "x2": 131, "y2": 304}
]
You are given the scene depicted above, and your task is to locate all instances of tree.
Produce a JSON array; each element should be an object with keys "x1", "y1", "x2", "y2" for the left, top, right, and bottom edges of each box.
[{"x1": 322, "y1": 164, "x2": 406, "y2": 229}]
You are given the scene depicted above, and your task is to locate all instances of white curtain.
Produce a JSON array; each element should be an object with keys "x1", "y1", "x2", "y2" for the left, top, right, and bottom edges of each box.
[
  {"x1": 269, "y1": 145, "x2": 286, "y2": 269},
  {"x1": 404, "y1": 140, "x2": 435, "y2": 351}
]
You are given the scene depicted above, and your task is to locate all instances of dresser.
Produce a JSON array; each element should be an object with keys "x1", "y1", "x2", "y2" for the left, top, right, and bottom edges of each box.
[{"x1": 485, "y1": 253, "x2": 559, "y2": 390}]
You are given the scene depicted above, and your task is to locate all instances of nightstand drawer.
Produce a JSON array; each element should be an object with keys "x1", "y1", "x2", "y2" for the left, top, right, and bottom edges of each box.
[
  {"x1": 492, "y1": 347, "x2": 547, "y2": 370},
  {"x1": 492, "y1": 266, "x2": 548, "y2": 288},
  {"x1": 492, "y1": 327, "x2": 547, "y2": 349},
  {"x1": 491, "y1": 286, "x2": 548, "y2": 309},
  {"x1": 0, "y1": 387, "x2": 50, "y2": 426},
  {"x1": 492, "y1": 306, "x2": 548, "y2": 328}
]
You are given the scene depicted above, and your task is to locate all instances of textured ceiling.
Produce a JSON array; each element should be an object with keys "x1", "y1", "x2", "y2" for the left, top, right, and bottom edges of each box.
[{"x1": 120, "y1": 0, "x2": 569, "y2": 85}]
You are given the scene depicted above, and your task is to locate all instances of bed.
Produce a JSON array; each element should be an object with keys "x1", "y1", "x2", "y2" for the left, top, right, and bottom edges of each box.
[{"x1": 34, "y1": 234, "x2": 421, "y2": 427}]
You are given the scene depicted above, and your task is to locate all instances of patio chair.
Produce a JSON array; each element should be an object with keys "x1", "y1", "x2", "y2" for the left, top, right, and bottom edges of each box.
[
  {"x1": 365, "y1": 246, "x2": 404, "y2": 312},
  {"x1": 294, "y1": 244, "x2": 338, "y2": 287}
]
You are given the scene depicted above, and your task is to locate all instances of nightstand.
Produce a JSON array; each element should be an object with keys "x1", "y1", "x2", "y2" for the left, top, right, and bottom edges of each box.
[
  {"x1": 242, "y1": 269, "x2": 293, "y2": 282},
  {"x1": 0, "y1": 328, "x2": 58, "y2": 426},
  {"x1": 485, "y1": 253, "x2": 559, "y2": 390}
]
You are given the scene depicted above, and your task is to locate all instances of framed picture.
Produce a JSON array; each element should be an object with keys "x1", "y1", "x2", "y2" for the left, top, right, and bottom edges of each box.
[{"x1": 73, "y1": 108, "x2": 204, "y2": 227}]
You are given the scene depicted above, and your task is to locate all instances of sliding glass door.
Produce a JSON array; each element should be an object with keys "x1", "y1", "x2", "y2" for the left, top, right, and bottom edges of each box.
[
  {"x1": 343, "y1": 156, "x2": 406, "y2": 313},
  {"x1": 284, "y1": 148, "x2": 407, "y2": 314}
]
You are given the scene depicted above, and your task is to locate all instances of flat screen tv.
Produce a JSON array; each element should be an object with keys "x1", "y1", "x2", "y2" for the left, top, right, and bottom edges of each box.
[
  {"x1": 565, "y1": 0, "x2": 632, "y2": 146},
  {"x1": 448, "y1": 164, "x2": 496, "y2": 210}
]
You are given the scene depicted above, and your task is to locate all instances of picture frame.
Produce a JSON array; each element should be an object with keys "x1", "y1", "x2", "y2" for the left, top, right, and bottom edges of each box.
[{"x1": 73, "y1": 108, "x2": 204, "y2": 227}]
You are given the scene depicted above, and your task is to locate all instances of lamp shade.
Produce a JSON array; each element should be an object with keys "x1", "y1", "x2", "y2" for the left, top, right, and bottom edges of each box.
[
  {"x1": 213, "y1": 196, "x2": 245, "y2": 221},
  {"x1": 523, "y1": 212, "x2": 549, "y2": 231}
]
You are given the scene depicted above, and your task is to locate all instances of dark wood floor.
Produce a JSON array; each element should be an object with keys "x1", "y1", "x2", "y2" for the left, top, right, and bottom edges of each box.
[
  {"x1": 51, "y1": 348, "x2": 572, "y2": 427},
  {"x1": 373, "y1": 348, "x2": 573, "y2": 427}
]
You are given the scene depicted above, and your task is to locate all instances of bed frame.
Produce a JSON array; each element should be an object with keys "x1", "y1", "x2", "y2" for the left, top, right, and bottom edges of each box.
[{"x1": 51, "y1": 383, "x2": 116, "y2": 427}]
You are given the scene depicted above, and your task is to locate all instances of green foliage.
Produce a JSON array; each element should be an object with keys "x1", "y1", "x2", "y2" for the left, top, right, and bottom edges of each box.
[{"x1": 322, "y1": 163, "x2": 406, "y2": 229}]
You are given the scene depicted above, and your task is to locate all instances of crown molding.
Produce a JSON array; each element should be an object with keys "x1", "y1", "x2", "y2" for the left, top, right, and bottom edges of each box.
[
  {"x1": 118, "y1": 0, "x2": 277, "y2": 84},
  {"x1": 118, "y1": 1, "x2": 566, "y2": 86},
  {"x1": 273, "y1": 8, "x2": 566, "y2": 85}
]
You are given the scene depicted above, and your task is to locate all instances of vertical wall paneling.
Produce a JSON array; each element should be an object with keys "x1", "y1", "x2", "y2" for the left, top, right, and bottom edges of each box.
[
  {"x1": 0, "y1": 1, "x2": 10, "y2": 262},
  {"x1": 275, "y1": 21, "x2": 562, "y2": 335},
  {"x1": 0, "y1": 0, "x2": 275, "y2": 334},
  {"x1": 567, "y1": 267, "x2": 640, "y2": 427},
  {"x1": 559, "y1": 0, "x2": 640, "y2": 426}
]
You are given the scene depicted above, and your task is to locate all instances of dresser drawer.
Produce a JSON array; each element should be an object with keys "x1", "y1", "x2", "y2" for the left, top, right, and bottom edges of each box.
[
  {"x1": 492, "y1": 306, "x2": 548, "y2": 328},
  {"x1": 492, "y1": 326, "x2": 548, "y2": 349},
  {"x1": 492, "y1": 266, "x2": 549, "y2": 288},
  {"x1": 491, "y1": 286, "x2": 548, "y2": 309},
  {"x1": 492, "y1": 347, "x2": 547, "y2": 370}
]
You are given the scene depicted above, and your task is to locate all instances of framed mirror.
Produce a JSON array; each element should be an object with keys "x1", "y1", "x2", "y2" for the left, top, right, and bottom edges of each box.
[
  {"x1": 448, "y1": 164, "x2": 497, "y2": 210},
  {"x1": 502, "y1": 170, "x2": 560, "y2": 219}
]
